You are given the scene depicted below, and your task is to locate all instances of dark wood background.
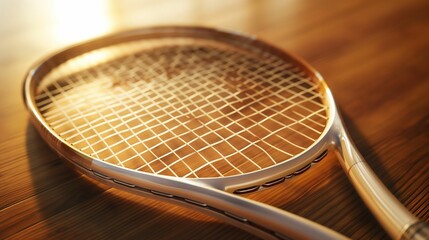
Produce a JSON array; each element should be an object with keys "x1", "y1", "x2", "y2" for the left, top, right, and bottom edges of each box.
[{"x1": 1, "y1": 0, "x2": 428, "y2": 239}]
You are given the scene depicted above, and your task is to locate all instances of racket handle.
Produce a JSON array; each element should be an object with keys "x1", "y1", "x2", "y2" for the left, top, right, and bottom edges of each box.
[{"x1": 336, "y1": 130, "x2": 427, "y2": 240}]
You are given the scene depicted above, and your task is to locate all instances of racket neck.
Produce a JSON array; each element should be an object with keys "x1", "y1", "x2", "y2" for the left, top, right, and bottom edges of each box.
[{"x1": 332, "y1": 113, "x2": 421, "y2": 240}]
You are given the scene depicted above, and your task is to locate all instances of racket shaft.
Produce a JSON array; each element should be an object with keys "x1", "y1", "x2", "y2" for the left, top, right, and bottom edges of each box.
[{"x1": 336, "y1": 126, "x2": 423, "y2": 240}]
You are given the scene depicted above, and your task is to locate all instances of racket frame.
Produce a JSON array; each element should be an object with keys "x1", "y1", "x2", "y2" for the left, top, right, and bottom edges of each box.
[{"x1": 23, "y1": 26, "x2": 427, "y2": 240}]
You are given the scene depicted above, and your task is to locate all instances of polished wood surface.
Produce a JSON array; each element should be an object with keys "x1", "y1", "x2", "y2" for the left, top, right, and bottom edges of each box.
[{"x1": 1, "y1": 0, "x2": 428, "y2": 239}]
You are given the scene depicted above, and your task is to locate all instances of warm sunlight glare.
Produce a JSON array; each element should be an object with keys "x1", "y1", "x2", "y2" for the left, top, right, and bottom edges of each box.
[{"x1": 53, "y1": 0, "x2": 112, "y2": 44}]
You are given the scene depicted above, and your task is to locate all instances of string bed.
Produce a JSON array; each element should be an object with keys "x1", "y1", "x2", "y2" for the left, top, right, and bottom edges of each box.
[{"x1": 35, "y1": 37, "x2": 328, "y2": 178}]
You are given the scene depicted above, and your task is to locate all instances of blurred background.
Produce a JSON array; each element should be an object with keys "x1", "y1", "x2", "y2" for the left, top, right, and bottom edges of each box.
[{"x1": 1, "y1": 0, "x2": 428, "y2": 239}]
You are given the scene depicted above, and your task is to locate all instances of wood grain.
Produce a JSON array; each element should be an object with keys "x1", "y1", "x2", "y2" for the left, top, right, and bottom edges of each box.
[{"x1": 1, "y1": 0, "x2": 428, "y2": 239}]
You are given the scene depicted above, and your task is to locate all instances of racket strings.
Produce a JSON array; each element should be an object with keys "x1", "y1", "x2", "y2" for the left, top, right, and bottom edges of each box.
[{"x1": 35, "y1": 38, "x2": 328, "y2": 178}]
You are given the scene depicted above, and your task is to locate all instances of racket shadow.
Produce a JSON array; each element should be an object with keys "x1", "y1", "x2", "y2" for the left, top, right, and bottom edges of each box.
[{"x1": 24, "y1": 122, "x2": 256, "y2": 240}]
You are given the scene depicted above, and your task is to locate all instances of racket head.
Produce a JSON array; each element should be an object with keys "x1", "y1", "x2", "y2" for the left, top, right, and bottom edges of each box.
[{"x1": 23, "y1": 26, "x2": 337, "y2": 192}]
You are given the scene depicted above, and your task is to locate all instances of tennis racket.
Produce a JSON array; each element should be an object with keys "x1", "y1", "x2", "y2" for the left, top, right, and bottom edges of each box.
[{"x1": 23, "y1": 26, "x2": 428, "y2": 240}]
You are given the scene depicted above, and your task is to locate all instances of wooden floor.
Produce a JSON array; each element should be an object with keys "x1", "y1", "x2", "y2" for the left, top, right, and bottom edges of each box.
[{"x1": 1, "y1": 0, "x2": 428, "y2": 239}]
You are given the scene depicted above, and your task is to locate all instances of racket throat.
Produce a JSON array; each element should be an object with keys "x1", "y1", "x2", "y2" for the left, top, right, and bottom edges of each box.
[{"x1": 332, "y1": 122, "x2": 422, "y2": 240}]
